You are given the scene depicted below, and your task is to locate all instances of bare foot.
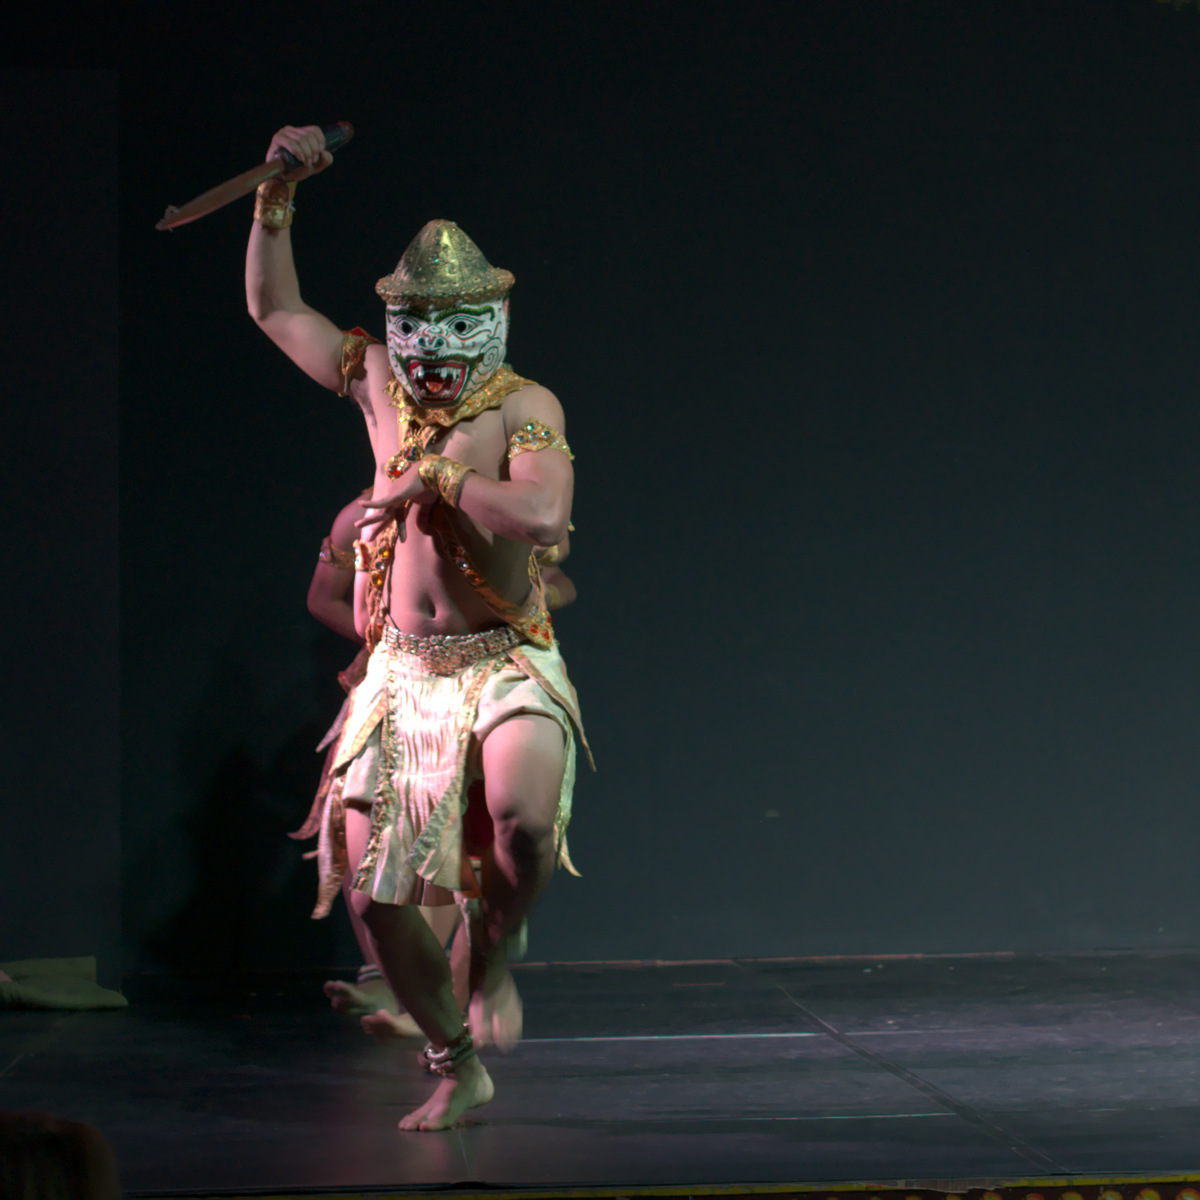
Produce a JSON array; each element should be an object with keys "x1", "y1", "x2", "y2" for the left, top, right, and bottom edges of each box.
[
  {"x1": 324, "y1": 976, "x2": 399, "y2": 1016},
  {"x1": 398, "y1": 1054, "x2": 494, "y2": 1131},
  {"x1": 361, "y1": 1008, "x2": 423, "y2": 1043},
  {"x1": 469, "y1": 968, "x2": 523, "y2": 1053}
]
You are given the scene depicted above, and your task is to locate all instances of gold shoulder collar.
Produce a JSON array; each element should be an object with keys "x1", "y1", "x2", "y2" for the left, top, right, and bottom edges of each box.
[{"x1": 385, "y1": 364, "x2": 536, "y2": 430}]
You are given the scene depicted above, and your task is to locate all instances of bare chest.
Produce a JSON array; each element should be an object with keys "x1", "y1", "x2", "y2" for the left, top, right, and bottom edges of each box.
[
  {"x1": 426, "y1": 411, "x2": 509, "y2": 482},
  {"x1": 365, "y1": 375, "x2": 510, "y2": 485}
]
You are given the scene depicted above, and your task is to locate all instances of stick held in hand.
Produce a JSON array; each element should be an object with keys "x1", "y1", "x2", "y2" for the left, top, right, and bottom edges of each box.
[{"x1": 156, "y1": 121, "x2": 355, "y2": 231}]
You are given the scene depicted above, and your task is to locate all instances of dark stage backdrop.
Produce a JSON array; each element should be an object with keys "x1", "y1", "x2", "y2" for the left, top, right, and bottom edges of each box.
[
  {"x1": 1, "y1": 71, "x2": 121, "y2": 984},
  {"x1": 119, "y1": 3, "x2": 1200, "y2": 976}
]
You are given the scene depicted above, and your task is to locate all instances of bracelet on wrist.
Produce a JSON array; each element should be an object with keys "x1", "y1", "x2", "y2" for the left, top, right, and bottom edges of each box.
[
  {"x1": 254, "y1": 179, "x2": 296, "y2": 230},
  {"x1": 418, "y1": 455, "x2": 476, "y2": 508}
]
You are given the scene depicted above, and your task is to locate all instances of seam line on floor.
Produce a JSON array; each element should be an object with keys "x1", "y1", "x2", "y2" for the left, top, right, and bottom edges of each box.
[{"x1": 765, "y1": 978, "x2": 1067, "y2": 1173}]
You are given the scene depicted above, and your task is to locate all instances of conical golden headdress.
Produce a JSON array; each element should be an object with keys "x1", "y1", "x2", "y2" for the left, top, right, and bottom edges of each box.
[{"x1": 376, "y1": 220, "x2": 514, "y2": 307}]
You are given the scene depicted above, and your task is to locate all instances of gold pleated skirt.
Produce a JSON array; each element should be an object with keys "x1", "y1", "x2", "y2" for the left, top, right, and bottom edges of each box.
[{"x1": 304, "y1": 635, "x2": 586, "y2": 919}]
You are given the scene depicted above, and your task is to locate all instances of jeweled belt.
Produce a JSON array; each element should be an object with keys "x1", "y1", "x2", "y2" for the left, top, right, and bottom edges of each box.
[{"x1": 382, "y1": 622, "x2": 522, "y2": 674}]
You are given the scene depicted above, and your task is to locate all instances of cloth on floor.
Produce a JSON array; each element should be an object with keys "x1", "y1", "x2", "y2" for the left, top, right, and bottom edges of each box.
[{"x1": 0, "y1": 957, "x2": 127, "y2": 1010}]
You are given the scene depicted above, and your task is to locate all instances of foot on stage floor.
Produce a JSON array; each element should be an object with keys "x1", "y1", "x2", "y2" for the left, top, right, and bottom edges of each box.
[
  {"x1": 468, "y1": 967, "x2": 523, "y2": 1052},
  {"x1": 361, "y1": 1007, "x2": 423, "y2": 1042},
  {"x1": 324, "y1": 975, "x2": 399, "y2": 1016},
  {"x1": 398, "y1": 1054, "x2": 495, "y2": 1132}
]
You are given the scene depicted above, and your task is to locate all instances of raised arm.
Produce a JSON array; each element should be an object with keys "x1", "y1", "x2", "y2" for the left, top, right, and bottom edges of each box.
[{"x1": 245, "y1": 125, "x2": 345, "y2": 393}]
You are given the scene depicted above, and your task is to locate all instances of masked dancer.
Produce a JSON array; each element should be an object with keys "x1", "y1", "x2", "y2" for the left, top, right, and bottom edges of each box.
[{"x1": 246, "y1": 125, "x2": 590, "y2": 1131}]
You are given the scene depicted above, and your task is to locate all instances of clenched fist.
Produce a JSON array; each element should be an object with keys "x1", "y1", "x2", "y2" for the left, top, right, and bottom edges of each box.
[{"x1": 266, "y1": 125, "x2": 334, "y2": 182}]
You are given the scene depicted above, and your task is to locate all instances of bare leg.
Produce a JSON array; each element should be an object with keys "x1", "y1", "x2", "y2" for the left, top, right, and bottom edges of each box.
[
  {"x1": 330, "y1": 890, "x2": 462, "y2": 1037},
  {"x1": 324, "y1": 878, "x2": 405, "y2": 1018},
  {"x1": 471, "y1": 714, "x2": 565, "y2": 1051},
  {"x1": 344, "y1": 804, "x2": 493, "y2": 1130},
  {"x1": 356, "y1": 902, "x2": 462, "y2": 1042},
  {"x1": 448, "y1": 917, "x2": 471, "y2": 1013},
  {"x1": 425, "y1": 903, "x2": 461, "y2": 951}
]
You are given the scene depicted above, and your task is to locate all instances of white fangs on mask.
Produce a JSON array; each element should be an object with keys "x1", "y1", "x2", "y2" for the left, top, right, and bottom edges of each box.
[{"x1": 386, "y1": 301, "x2": 509, "y2": 407}]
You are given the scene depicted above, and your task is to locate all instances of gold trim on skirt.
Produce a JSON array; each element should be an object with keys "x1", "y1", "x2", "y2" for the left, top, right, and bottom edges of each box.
[{"x1": 307, "y1": 635, "x2": 584, "y2": 919}]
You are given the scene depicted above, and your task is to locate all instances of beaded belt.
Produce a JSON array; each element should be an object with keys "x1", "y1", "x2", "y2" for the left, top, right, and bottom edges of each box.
[{"x1": 382, "y1": 622, "x2": 522, "y2": 674}]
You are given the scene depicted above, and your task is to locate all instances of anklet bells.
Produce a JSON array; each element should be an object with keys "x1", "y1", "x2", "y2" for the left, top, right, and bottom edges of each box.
[{"x1": 421, "y1": 1029, "x2": 475, "y2": 1076}]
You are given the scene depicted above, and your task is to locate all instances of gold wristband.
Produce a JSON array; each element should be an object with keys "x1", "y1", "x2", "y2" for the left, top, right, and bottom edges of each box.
[
  {"x1": 418, "y1": 455, "x2": 475, "y2": 508},
  {"x1": 254, "y1": 179, "x2": 296, "y2": 230}
]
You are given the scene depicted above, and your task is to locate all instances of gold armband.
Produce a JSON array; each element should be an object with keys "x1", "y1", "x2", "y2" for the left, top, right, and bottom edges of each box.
[
  {"x1": 507, "y1": 418, "x2": 573, "y2": 461},
  {"x1": 339, "y1": 327, "x2": 381, "y2": 397},
  {"x1": 318, "y1": 536, "x2": 356, "y2": 570},
  {"x1": 418, "y1": 455, "x2": 476, "y2": 508},
  {"x1": 254, "y1": 179, "x2": 296, "y2": 230}
]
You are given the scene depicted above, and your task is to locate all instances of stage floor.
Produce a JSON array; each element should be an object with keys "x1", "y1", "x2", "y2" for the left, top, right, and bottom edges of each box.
[{"x1": 1, "y1": 952, "x2": 1198, "y2": 1196}]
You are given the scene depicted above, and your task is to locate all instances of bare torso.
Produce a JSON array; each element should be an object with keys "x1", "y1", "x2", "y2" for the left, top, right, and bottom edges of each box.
[{"x1": 359, "y1": 344, "x2": 540, "y2": 637}]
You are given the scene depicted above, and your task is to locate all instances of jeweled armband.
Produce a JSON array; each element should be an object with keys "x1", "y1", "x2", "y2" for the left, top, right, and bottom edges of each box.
[
  {"x1": 339, "y1": 327, "x2": 381, "y2": 397},
  {"x1": 507, "y1": 418, "x2": 574, "y2": 461},
  {"x1": 318, "y1": 536, "x2": 356, "y2": 570},
  {"x1": 253, "y1": 179, "x2": 296, "y2": 230},
  {"x1": 418, "y1": 455, "x2": 476, "y2": 508}
]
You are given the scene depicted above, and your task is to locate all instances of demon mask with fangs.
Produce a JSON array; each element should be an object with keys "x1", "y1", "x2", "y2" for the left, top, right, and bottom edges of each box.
[{"x1": 376, "y1": 220, "x2": 514, "y2": 408}]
